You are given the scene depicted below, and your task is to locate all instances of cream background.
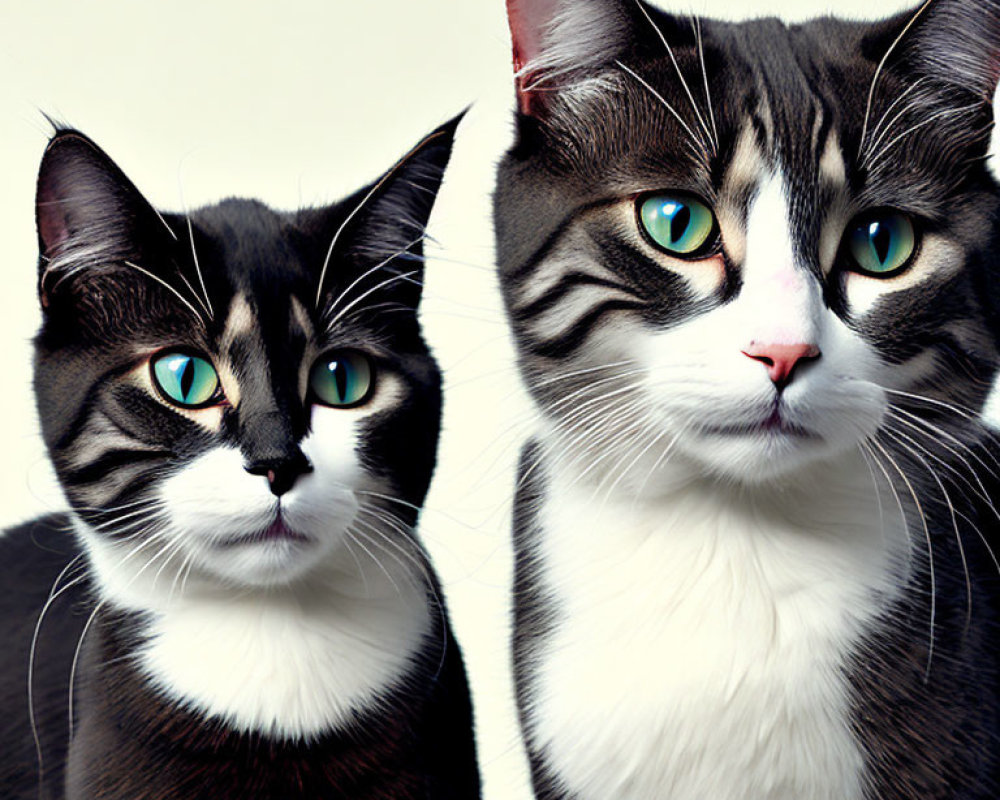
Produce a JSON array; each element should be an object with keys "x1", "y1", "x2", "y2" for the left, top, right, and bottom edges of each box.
[{"x1": 0, "y1": 1, "x2": 985, "y2": 798}]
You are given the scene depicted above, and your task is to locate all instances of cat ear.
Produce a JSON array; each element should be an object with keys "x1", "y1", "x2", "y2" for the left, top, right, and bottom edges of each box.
[
  {"x1": 905, "y1": 0, "x2": 1000, "y2": 102},
  {"x1": 35, "y1": 129, "x2": 171, "y2": 308},
  {"x1": 872, "y1": 0, "x2": 1000, "y2": 107},
  {"x1": 315, "y1": 113, "x2": 463, "y2": 310},
  {"x1": 506, "y1": 0, "x2": 637, "y2": 115}
]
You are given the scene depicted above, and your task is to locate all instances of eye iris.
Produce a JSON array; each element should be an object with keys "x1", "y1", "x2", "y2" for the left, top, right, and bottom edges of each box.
[
  {"x1": 311, "y1": 352, "x2": 372, "y2": 407},
  {"x1": 849, "y1": 213, "x2": 915, "y2": 275},
  {"x1": 640, "y1": 195, "x2": 715, "y2": 255},
  {"x1": 152, "y1": 353, "x2": 219, "y2": 407}
]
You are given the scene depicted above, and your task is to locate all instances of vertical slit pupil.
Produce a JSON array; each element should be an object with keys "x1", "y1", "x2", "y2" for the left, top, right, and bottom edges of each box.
[
  {"x1": 333, "y1": 362, "x2": 349, "y2": 401},
  {"x1": 871, "y1": 223, "x2": 892, "y2": 265},
  {"x1": 179, "y1": 358, "x2": 195, "y2": 400},
  {"x1": 670, "y1": 205, "x2": 692, "y2": 244}
]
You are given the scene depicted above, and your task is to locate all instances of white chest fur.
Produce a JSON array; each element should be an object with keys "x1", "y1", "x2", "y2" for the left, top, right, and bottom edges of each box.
[
  {"x1": 79, "y1": 521, "x2": 432, "y2": 741},
  {"x1": 528, "y1": 453, "x2": 909, "y2": 800}
]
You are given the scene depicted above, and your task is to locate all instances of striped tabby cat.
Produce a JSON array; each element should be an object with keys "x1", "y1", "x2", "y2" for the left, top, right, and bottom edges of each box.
[
  {"x1": 0, "y1": 120, "x2": 480, "y2": 799},
  {"x1": 497, "y1": 0, "x2": 1000, "y2": 797}
]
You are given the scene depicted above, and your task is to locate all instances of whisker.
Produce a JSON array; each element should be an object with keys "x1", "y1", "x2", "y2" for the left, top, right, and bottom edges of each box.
[
  {"x1": 858, "y1": 0, "x2": 935, "y2": 159},
  {"x1": 321, "y1": 233, "x2": 425, "y2": 324},
  {"x1": 325, "y1": 269, "x2": 421, "y2": 333},
  {"x1": 28, "y1": 558, "x2": 88, "y2": 794},
  {"x1": 186, "y1": 214, "x2": 215, "y2": 321},
  {"x1": 882, "y1": 426, "x2": 972, "y2": 635},
  {"x1": 632, "y1": 0, "x2": 714, "y2": 152},
  {"x1": 869, "y1": 436, "x2": 936, "y2": 680},
  {"x1": 615, "y1": 61, "x2": 708, "y2": 163},
  {"x1": 314, "y1": 125, "x2": 451, "y2": 308},
  {"x1": 123, "y1": 261, "x2": 205, "y2": 326}
]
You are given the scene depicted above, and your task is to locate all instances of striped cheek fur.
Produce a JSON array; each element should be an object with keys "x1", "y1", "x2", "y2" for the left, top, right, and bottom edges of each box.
[
  {"x1": 498, "y1": 0, "x2": 1000, "y2": 798},
  {"x1": 1, "y1": 119, "x2": 481, "y2": 800}
]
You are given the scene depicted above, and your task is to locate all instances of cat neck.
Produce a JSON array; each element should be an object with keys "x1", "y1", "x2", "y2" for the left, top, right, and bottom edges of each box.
[{"x1": 73, "y1": 516, "x2": 433, "y2": 741}]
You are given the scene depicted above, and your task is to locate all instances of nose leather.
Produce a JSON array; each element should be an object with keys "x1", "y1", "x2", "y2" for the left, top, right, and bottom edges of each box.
[
  {"x1": 245, "y1": 450, "x2": 313, "y2": 497},
  {"x1": 742, "y1": 342, "x2": 821, "y2": 389}
]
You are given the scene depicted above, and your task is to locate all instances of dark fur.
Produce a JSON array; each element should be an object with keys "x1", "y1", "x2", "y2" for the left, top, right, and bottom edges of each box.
[
  {"x1": 1, "y1": 119, "x2": 481, "y2": 799},
  {"x1": 497, "y1": 0, "x2": 1000, "y2": 797}
]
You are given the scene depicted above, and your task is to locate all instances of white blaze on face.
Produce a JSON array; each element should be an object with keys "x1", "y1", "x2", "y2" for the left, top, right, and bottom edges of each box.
[
  {"x1": 738, "y1": 174, "x2": 822, "y2": 350},
  {"x1": 615, "y1": 169, "x2": 887, "y2": 487}
]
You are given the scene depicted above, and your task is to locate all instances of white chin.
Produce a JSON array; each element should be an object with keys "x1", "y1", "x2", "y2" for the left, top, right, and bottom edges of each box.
[
  {"x1": 680, "y1": 428, "x2": 842, "y2": 484},
  {"x1": 199, "y1": 534, "x2": 340, "y2": 587}
]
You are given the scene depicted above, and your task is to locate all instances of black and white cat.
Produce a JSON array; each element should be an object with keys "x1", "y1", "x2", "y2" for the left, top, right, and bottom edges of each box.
[
  {"x1": 497, "y1": 0, "x2": 1000, "y2": 797},
  {"x1": 0, "y1": 120, "x2": 481, "y2": 799}
]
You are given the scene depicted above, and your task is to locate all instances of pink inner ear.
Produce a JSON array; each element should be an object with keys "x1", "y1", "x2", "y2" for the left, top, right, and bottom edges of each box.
[
  {"x1": 36, "y1": 180, "x2": 70, "y2": 258},
  {"x1": 506, "y1": 0, "x2": 562, "y2": 115}
]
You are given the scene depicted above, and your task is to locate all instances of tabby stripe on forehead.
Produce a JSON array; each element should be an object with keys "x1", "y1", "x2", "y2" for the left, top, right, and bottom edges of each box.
[
  {"x1": 528, "y1": 298, "x2": 646, "y2": 359},
  {"x1": 514, "y1": 272, "x2": 643, "y2": 322}
]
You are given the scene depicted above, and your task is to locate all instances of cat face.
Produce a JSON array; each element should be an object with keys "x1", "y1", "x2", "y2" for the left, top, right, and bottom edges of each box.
[
  {"x1": 497, "y1": 0, "x2": 1000, "y2": 486},
  {"x1": 34, "y1": 124, "x2": 457, "y2": 587}
]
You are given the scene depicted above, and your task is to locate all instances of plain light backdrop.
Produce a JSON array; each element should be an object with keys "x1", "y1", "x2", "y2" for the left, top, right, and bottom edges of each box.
[{"x1": 0, "y1": 0, "x2": 977, "y2": 797}]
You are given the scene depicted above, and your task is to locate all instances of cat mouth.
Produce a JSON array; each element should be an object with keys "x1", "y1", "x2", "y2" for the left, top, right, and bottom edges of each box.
[
  {"x1": 699, "y1": 407, "x2": 819, "y2": 439},
  {"x1": 219, "y1": 513, "x2": 311, "y2": 547}
]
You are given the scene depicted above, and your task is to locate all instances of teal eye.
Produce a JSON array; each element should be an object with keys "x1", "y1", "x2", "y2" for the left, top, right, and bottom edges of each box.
[
  {"x1": 310, "y1": 351, "x2": 373, "y2": 408},
  {"x1": 151, "y1": 352, "x2": 220, "y2": 408},
  {"x1": 638, "y1": 193, "x2": 717, "y2": 256},
  {"x1": 847, "y1": 211, "x2": 917, "y2": 276}
]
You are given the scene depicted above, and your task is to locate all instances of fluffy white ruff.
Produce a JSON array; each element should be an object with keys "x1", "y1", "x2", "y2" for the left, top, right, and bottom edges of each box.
[
  {"x1": 528, "y1": 446, "x2": 910, "y2": 800},
  {"x1": 75, "y1": 406, "x2": 433, "y2": 740},
  {"x1": 78, "y1": 517, "x2": 432, "y2": 741}
]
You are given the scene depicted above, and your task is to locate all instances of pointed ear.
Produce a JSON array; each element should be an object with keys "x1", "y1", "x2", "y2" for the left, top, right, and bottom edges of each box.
[
  {"x1": 506, "y1": 0, "x2": 636, "y2": 115},
  {"x1": 315, "y1": 113, "x2": 463, "y2": 312},
  {"x1": 903, "y1": 0, "x2": 1000, "y2": 103},
  {"x1": 871, "y1": 0, "x2": 1000, "y2": 107},
  {"x1": 35, "y1": 129, "x2": 170, "y2": 308}
]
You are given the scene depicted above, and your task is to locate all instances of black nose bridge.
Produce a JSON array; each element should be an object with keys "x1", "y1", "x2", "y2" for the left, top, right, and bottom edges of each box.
[
  {"x1": 241, "y1": 406, "x2": 297, "y2": 459},
  {"x1": 240, "y1": 408, "x2": 313, "y2": 496}
]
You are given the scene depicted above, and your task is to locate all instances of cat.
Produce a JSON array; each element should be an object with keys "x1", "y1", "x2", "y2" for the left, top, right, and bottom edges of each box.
[
  {"x1": 0, "y1": 118, "x2": 481, "y2": 799},
  {"x1": 496, "y1": 0, "x2": 1000, "y2": 797}
]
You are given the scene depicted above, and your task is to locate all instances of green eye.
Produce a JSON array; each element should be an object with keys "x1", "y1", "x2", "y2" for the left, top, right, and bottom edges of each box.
[
  {"x1": 151, "y1": 352, "x2": 220, "y2": 408},
  {"x1": 638, "y1": 193, "x2": 717, "y2": 256},
  {"x1": 310, "y1": 351, "x2": 374, "y2": 408},
  {"x1": 847, "y1": 211, "x2": 917, "y2": 276}
]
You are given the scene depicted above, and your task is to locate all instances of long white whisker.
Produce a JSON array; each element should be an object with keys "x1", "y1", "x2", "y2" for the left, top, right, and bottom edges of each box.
[
  {"x1": 858, "y1": 0, "x2": 935, "y2": 158},
  {"x1": 616, "y1": 61, "x2": 708, "y2": 162},
  {"x1": 28, "y1": 560, "x2": 87, "y2": 794},
  {"x1": 314, "y1": 126, "x2": 450, "y2": 309},
  {"x1": 866, "y1": 104, "x2": 981, "y2": 173},
  {"x1": 693, "y1": 15, "x2": 719, "y2": 150},
  {"x1": 632, "y1": 0, "x2": 713, "y2": 152},
  {"x1": 860, "y1": 78, "x2": 928, "y2": 168},
  {"x1": 326, "y1": 270, "x2": 421, "y2": 332},
  {"x1": 186, "y1": 214, "x2": 214, "y2": 321},
  {"x1": 123, "y1": 261, "x2": 205, "y2": 326},
  {"x1": 869, "y1": 436, "x2": 936, "y2": 680},
  {"x1": 882, "y1": 425, "x2": 972, "y2": 635},
  {"x1": 321, "y1": 233, "x2": 425, "y2": 324}
]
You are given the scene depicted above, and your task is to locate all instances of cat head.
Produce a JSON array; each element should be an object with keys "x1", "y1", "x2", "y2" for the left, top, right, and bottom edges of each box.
[
  {"x1": 497, "y1": 0, "x2": 1000, "y2": 487},
  {"x1": 34, "y1": 119, "x2": 458, "y2": 588}
]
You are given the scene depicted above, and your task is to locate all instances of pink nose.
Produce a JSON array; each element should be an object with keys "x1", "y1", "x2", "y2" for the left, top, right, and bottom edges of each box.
[{"x1": 742, "y1": 342, "x2": 820, "y2": 388}]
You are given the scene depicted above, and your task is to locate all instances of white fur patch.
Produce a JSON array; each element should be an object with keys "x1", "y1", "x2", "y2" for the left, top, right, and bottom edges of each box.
[
  {"x1": 521, "y1": 167, "x2": 915, "y2": 796},
  {"x1": 78, "y1": 405, "x2": 432, "y2": 740},
  {"x1": 530, "y1": 450, "x2": 909, "y2": 800}
]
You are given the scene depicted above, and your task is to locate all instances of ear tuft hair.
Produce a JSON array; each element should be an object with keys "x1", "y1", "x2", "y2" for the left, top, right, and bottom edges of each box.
[
  {"x1": 314, "y1": 112, "x2": 464, "y2": 315},
  {"x1": 35, "y1": 129, "x2": 169, "y2": 307},
  {"x1": 907, "y1": 0, "x2": 1000, "y2": 102},
  {"x1": 506, "y1": 0, "x2": 634, "y2": 115}
]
